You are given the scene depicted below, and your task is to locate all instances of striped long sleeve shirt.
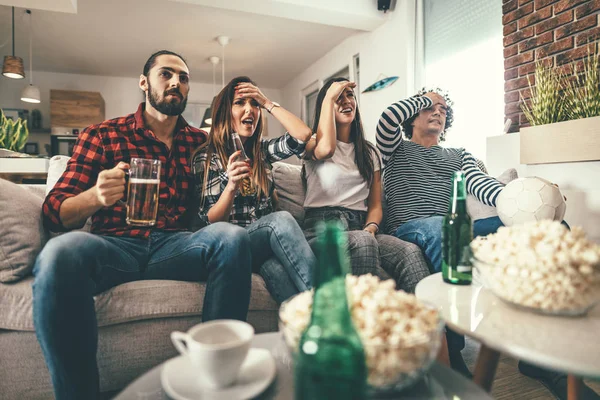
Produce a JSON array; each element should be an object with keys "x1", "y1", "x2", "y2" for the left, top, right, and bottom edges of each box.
[{"x1": 375, "y1": 96, "x2": 504, "y2": 234}]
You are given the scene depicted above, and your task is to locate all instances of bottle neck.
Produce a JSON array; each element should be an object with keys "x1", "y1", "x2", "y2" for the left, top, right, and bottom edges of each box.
[
  {"x1": 448, "y1": 173, "x2": 468, "y2": 214},
  {"x1": 309, "y1": 224, "x2": 352, "y2": 325},
  {"x1": 312, "y1": 225, "x2": 349, "y2": 287},
  {"x1": 230, "y1": 132, "x2": 250, "y2": 160}
]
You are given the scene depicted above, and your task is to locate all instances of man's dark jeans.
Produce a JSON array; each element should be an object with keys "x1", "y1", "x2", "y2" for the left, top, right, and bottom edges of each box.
[
  {"x1": 32, "y1": 223, "x2": 252, "y2": 400},
  {"x1": 394, "y1": 216, "x2": 505, "y2": 353}
]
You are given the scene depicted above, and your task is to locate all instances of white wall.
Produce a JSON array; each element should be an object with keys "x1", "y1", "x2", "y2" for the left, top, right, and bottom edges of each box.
[
  {"x1": 0, "y1": 71, "x2": 282, "y2": 155},
  {"x1": 487, "y1": 133, "x2": 600, "y2": 244},
  {"x1": 281, "y1": 0, "x2": 417, "y2": 144}
]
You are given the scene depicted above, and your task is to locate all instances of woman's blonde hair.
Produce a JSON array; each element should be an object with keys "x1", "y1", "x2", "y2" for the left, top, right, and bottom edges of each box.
[{"x1": 193, "y1": 76, "x2": 270, "y2": 205}]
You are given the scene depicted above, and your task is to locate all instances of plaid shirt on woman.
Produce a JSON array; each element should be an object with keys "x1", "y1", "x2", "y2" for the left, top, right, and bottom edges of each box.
[
  {"x1": 191, "y1": 133, "x2": 306, "y2": 228},
  {"x1": 43, "y1": 103, "x2": 207, "y2": 239}
]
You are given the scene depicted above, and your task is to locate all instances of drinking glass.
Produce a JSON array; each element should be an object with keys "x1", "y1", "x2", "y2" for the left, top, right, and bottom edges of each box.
[{"x1": 126, "y1": 158, "x2": 161, "y2": 226}]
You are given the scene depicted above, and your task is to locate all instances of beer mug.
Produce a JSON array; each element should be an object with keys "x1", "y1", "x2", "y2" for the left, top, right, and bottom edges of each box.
[{"x1": 126, "y1": 158, "x2": 161, "y2": 226}]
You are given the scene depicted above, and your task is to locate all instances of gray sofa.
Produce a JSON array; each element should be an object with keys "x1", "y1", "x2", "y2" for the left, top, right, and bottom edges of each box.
[
  {"x1": 0, "y1": 160, "x2": 311, "y2": 399},
  {"x1": 0, "y1": 156, "x2": 508, "y2": 399}
]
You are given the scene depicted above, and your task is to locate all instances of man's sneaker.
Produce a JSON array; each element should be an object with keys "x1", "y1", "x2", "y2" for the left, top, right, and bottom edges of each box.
[{"x1": 518, "y1": 361, "x2": 600, "y2": 400}]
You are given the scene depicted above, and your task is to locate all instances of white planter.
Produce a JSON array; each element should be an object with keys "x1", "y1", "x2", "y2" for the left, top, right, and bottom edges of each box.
[
  {"x1": 520, "y1": 115, "x2": 600, "y2": 164},
  {"x1": 0, "y1": 157, "x2": 49, "y2": 173}
]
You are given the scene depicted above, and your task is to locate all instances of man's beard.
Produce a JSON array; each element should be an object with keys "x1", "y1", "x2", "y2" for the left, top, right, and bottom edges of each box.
[{"x1": 147, "y1": 82, "x2": 187, "y2": 116}]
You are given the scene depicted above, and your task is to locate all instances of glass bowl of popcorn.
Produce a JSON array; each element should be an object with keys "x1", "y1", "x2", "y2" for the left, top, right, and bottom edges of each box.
[
  {"x1": 471, "y1": 220, "x2": 600, "y2": 316},
  {"x1": 278, "y1": 274, "x2": 445, "y2": 394}
]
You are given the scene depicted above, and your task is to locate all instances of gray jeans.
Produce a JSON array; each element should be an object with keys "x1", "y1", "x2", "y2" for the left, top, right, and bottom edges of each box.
[{"x1": 302, "y1": 207, "x2": 430, "y2": 293}]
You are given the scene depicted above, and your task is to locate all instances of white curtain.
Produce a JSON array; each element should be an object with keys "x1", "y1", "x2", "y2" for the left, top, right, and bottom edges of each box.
[{"x1": 422, "y1": 0, "x2": 504, "y2": 163}]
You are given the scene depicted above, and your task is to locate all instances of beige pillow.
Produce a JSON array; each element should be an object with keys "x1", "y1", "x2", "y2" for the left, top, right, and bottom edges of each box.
[
  {"x1": 272, "y1": 162, "x2": 305, "y2": 223},
  {"x1": 467, "y1": 168, "x2": 518, "y2": 221},
  {"x1": 0, "y1": 179, "x2": 48, "y2": 283}
]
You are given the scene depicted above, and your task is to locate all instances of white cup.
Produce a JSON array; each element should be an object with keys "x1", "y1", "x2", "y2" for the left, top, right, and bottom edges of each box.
[{"x1": 170, "y1": 320, "x2": 254, "y2": 389}]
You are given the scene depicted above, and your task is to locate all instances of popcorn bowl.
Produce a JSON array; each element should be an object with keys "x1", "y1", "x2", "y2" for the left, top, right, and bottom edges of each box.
[
  {"x1": 472, "y1": 256, "x2": 600, "y2": 317},
  {"x1": 278, "y1": 289, "x2": 445, "y2": 394}
]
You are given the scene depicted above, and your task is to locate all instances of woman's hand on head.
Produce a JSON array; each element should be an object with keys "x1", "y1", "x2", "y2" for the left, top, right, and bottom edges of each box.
[
  {"x1": 325, "y1": 81, "x2": 356, "y2": 102},
  {"x1": 235, "y1": 83, "x2": 269, "y2": 107},
  {"x1": 225, "y1": 150, "x2": 251, "y2": 193}
]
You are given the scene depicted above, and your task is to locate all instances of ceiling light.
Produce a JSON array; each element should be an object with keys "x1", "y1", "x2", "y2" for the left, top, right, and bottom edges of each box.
[
  {"x1": 21, "y1": 10, "x2": 40, "y2": 103},
  {"x1": 201, "y1": 36, "x2": 230, "y2": 130},
  {"x1": 200, "y1": 56, "x2": 220, "y2": 128},
  {"x1": 2, "y1": 7, "x2": 25, "y2": 79}
]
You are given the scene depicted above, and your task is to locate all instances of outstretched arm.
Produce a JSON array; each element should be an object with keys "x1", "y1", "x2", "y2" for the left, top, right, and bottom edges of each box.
[
  {"x1": 462, "y1": 151, "x2": 504, "y2": 207},
  {"x1": 376, "y1": 96, "x2": 433, "y2": 166}
]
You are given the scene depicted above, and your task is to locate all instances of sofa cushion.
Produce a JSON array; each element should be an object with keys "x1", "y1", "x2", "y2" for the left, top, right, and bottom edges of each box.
[
  {"x1": 272, "y1": 162, "x2": 305, "y2": 223},
  {"x1": 0, "y1": 179, "x2": 48, "y2": 283},
  {"x1": 467, "y1": 168, "x2": 518, "y2": 221},
  {"x1": 0, "y1": 274, "x2": 278, "y2": 331}
]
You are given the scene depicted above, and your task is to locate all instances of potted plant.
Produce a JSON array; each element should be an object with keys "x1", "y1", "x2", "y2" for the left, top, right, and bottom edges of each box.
[
  {"x1": 0, "y1": 109, "x2": 30, "y2": 153},
  {"x1": 519, "y1": 43, "x2": 600, "y2": 164}
]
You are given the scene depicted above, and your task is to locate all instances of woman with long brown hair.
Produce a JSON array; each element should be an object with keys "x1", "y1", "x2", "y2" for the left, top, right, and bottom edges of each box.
[
  {"x1": 302, "y1": 77, "x2": 430, "y2": 294},
  {"x1": 191, "y1": 76, "x2": 314, "y2": 303}
]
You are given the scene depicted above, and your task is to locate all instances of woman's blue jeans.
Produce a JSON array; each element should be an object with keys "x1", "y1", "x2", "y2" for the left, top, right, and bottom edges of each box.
[
  {"x1": 32, "y1": 223, "x2": 252, "y2": 400},
  {"x1": 247, "y1": 211, "x2": 314, "y2": 303}
]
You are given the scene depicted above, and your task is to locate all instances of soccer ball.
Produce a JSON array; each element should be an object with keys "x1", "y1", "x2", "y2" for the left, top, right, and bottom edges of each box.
[{"x1": 496, "y1": 177, "x2": 566, "y2": 227}]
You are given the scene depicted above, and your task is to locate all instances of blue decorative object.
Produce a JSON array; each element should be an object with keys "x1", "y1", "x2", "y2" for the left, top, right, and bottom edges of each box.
[{"x1": 361, "y1": 76, "x2": 399, "y2": 93}]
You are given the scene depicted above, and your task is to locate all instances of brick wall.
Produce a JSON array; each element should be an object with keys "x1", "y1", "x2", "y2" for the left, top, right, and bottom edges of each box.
[{"x1": 503, "y1": 0, "x2": 600, "y2": 133}]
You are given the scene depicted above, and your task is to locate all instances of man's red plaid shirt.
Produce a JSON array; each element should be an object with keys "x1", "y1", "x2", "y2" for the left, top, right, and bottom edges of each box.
[{"x1": 43, "y1": 103, "x2": 207, "y2": 239}]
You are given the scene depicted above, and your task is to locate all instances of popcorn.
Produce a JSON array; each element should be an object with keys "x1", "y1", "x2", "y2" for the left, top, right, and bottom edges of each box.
[
  {"x1": 279, "y1": 274, "x2": 440, "y2": 387},
  {"x1": 471, "y1": 220, "x2": 600, "y2": 313}
]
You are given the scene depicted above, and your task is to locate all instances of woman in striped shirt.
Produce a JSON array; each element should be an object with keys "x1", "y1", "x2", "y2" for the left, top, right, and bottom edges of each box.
[
  {"x1": 301, "y1": 77, "x2": 430, "y2": 294},
  {"x1": 191, "y1": 76, "x2": 314, "y2": 303}
]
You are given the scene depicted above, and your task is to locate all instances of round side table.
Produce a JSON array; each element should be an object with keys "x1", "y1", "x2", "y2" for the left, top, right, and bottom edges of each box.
[{"x1": 415, "y1": 272, "x2": 600, "y2": 400}]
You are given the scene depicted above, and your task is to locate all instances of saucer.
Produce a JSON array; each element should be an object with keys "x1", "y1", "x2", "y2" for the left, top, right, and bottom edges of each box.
[{"x1": 161, "y1": 348, "x2": 276, "y2": 400}]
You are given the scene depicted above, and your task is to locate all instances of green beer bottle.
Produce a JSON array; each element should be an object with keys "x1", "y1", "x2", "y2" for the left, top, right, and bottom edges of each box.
[
  {"x1": 442, "y1": 171, "x2": 473, "y2": 285},
  {"x1": 294, "y1": 221, "x2": 367, "y2": 400}
]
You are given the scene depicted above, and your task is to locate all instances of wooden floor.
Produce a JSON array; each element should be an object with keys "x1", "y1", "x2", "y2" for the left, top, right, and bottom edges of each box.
[{"x1": 463, "y1": 337, "x2": 600, "y2": 399}]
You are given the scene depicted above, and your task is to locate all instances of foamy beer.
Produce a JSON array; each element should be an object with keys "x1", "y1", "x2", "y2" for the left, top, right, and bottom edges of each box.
[{"x1": 126, "y1": 158, "x2": 161, "y2": 226}]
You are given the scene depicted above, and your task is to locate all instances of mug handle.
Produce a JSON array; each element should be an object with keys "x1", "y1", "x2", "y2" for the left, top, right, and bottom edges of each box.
[
  {"x1": 116, "y1": 169, "x2": 130, "y2": 208},
  {"x1": 171, "y1": 331, "x2": 190, "y2": 356}
]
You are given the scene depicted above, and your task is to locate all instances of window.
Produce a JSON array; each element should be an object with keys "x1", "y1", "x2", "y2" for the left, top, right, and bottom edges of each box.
[
  {"x1": 353, "y1": 54, "x2": 361, "y2": 95},
  {"x1": 326, "y1": 66, "x2": 350, "y2": 82},
  {"x1": 182, "y1": 102, "x2": 211, "y2": 129},
  {"x1": 424, "y1": 0, "x2": 503, "y2": 163},
  {"x1": 301, "y1": 80, "x2": 321, "y2": 128}
]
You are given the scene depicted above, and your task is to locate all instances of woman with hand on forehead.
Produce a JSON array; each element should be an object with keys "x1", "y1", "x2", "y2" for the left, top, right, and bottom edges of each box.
[
  {"x1": 190, "y1": 76, "x2": 315, "y2": 303},
  {"x1": 301, "y1": 78, "x2": 430, "y2": 293}
]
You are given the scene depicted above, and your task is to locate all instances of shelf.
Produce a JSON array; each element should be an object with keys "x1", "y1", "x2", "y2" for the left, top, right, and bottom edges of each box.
[{"x1": 29, "y1": 128, "x2": 51, "y2": 134}]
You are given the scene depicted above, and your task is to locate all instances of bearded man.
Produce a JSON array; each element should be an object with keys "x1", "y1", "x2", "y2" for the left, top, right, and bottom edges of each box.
[{"x1": 32, "y1": 50, "x2": 252, "y2": 400}]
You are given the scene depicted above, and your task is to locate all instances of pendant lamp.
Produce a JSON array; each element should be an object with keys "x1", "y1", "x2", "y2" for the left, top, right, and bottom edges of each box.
[
  {"x1": 201, "y1": 36, "x2": 230, "y2": 130},
  {"x1": 200, "y1": 56, "x2": 220, "y2": 129},
  {"x1": 21, "y1": 10, "x2": 40, "y2": 103},
  {"x1": 2, "y1": 7, "x2": 25, "y2": 79}
]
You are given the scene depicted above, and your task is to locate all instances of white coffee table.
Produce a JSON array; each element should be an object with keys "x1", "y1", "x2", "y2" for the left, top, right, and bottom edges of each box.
[
  {"x1": 114, "y1": 331, "x2": 492, "y2": 399},
  {"x1": 415, "y1": 272, "x2": 600, "y2": 400}
]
